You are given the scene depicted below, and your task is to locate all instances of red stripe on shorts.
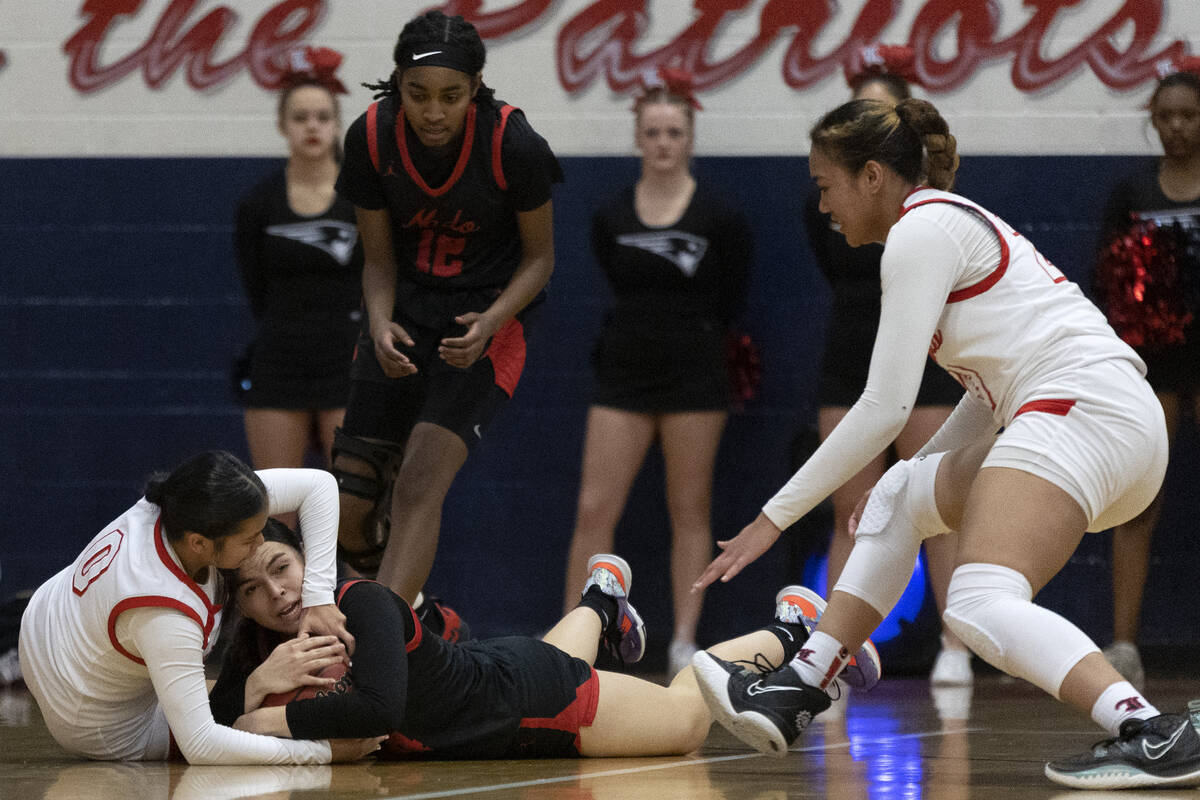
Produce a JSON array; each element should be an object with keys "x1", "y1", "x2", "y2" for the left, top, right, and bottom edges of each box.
[
  {"x1": 1014, "y1": 398, "x2": 1076, "y2": 418},
  {"x1": 517, "y1": 667, "x2": 600, "y2": 754},
  {"x1": 484, "y1": 317, "x2": 527, "y2": 397}
]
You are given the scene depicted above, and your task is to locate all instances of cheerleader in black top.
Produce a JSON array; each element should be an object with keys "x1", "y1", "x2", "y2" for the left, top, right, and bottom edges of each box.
[
  {"x1": 1092, "y1": 67, "x2": 1200, "y2": 689},
  {"x1": 803, "y1": 54, "x2": 970, "y2": 690},
  {"x1": 235, "y1": 48, "x2": 362, "y2": 472},
  {"x1": 330, "y1": 11, "x2": 562, "y2": 604},
  {"x1": 561, "y1": 69, "x2": 752, "y2": 676},
  {"x1": 215, "y1": 522, "x2": 819, "y2": 760}
]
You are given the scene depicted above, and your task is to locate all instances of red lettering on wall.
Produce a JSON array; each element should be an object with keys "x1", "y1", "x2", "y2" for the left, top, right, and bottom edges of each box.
[
  {"x1": 452, "y1": 0, "x2": 1186, "y2": 96},
  {"x1": 63, "y1": 0, "x2": 325, "y2": 92}
]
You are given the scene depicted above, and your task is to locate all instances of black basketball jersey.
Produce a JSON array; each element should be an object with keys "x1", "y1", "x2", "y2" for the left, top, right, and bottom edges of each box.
[{"x1": 338, "y1": 94, "x2": 562, "y2": 291}]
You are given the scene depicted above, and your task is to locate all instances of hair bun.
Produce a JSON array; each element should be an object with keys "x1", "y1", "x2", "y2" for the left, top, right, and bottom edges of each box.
[{"x1": 896, "y1": 99, "x2": 959, "y2": 190}]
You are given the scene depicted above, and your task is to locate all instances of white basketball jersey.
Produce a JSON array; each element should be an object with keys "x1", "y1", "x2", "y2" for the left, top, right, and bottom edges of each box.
[
  {"x1": 20, "y1": 498, "x2": 222, "y2": 724},
  {"x1": 900, "y1": 188, "x2": 1145, "y2": 424}
]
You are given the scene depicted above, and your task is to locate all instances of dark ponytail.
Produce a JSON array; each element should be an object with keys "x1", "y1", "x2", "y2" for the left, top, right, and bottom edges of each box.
[{"x1": 145, "y1": 451, "x2": 266, "y2": 543}]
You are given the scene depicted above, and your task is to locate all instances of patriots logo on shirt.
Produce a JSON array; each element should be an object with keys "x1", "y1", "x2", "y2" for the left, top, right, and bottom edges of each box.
[
  {"x1": 616, "y1": 231, "x2": 709, "y2": 277},
  {"x1": 265, "y1": 221, "x2": 358, "y2": 265}
]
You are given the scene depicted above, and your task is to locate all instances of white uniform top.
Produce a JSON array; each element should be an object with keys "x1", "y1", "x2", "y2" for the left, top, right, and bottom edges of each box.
[
  {"x1": 19, "y1": 468, "x2": 338, "y2": 764},
  {"x1": 764, "y1": 188, "x2": 1145, "y2": 530}
]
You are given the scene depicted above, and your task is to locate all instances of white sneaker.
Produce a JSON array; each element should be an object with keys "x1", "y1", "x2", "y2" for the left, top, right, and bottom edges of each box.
[
  {"x1": 667, "y1": 640, "x2": 698, "y2": 676},
  {"x1": 0, "y1": 648, "x2": 21, "y2": 686},
  {"x1": 930, "y1": 641, "x2": 973, "y2": 686},
  {"x1": 1102, "y1": 640, "x2": 1145, "y2": 691}
]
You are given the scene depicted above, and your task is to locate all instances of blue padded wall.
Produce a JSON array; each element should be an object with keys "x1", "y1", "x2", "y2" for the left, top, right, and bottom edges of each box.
[{"x1": 2, "y1": 155, "x2": 1196, "y2": 673}]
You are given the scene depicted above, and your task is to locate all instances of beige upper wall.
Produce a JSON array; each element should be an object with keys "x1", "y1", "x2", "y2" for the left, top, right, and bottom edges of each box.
[{"x1": 0, "y1": 0, "x2": 1192, "y2": 156}]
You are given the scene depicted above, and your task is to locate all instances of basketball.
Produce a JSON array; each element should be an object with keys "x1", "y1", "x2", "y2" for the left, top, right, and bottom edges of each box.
[{"x1": 260, "y1": 661, "x2": 353, "y2": 707}]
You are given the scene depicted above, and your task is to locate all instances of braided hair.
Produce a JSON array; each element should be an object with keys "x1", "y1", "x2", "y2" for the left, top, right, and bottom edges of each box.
[
  {"x1": 364, "y1": 10, "x2": 495, "y2": 103},
  {"x1": 810, "y1": 98, "x2": 960, "y2": 191}
]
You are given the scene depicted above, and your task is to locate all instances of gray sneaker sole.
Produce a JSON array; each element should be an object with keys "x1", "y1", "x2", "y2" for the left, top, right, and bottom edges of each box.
[{"x1": 1044, "y1": 762, "x2": 1200, "y2": 789}]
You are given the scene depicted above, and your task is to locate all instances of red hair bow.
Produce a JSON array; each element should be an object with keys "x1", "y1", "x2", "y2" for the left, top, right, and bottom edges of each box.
[
  {"x1": 636, "y1": 66, "x2": 703, "y2": 110},
  {"x1": 1155, "y1": 55, "x2": 1200, "y2": 80},
  {"x1": 846, "y1": 44, "x2": 921, "y2": 88},
  {"x1": 281, "y1": 46, "x2": 349, "y2": 95}
]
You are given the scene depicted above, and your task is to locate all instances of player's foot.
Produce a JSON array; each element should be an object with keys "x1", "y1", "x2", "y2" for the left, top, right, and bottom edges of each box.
[
  {"x1": 1045, "y1": 702, "x2": 1200, "y2": 789},
  {"x1": 415, "y1": 595, "x2": 471, "y2": 643},
  {"x1": 1102, "y1": 640, "x2": 1145, "y2": 692},
  {"x1": 930, "y1": 635, "x2": 973, "y2": 686},
  {"x1": 774, "y1": 585, "x2": 882, "y2": 690},
  {"x1": 583, "y1": 554, "x2": 645, "y2": 664},
  {"x1": 692, "y1": 650, "x2": 831, "y2": 756}
]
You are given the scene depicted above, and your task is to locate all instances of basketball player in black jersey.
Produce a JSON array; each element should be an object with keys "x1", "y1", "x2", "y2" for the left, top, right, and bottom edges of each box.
[{"x1": 330, "y1": 11, "x2": 562, "y2": 615}]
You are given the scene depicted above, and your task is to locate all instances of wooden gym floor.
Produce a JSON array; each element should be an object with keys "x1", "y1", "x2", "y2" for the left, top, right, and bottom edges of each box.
[{"x1": 1, "y1": 676, "x2": 1195, "y2": 799}]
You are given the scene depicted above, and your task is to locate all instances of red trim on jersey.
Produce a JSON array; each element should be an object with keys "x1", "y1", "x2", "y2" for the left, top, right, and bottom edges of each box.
[
  {"x1": 517, "y1": 667, "x2": 600, "y2": 753},
  {"x1": 491, "y1": 104, "x2": 516, "y2": 190},
  {"x1": 1014, "y1": 398, "x2": 1077, "y2": 418},
  {"x1": 107, "y1": 596, "x2": 208, "y2": 665},
  {"x1": 901, "y1": 196, "x2": 1011, "y2": 303},
  {"x1": 366, "y1": 102, "x2": 380, "y2": 172},
  {"x1": 397, "y1": 104, "x2": 477, "y2": 197},
  {"x1": 153, "y1": 517, "x2": 222, "y2": 629},
  {"x1": 336, "y1": 578, "x2": 423, "y2": 651},
  {"x1": 484, "y1": 316, "x2": 527, "y2": 397}
]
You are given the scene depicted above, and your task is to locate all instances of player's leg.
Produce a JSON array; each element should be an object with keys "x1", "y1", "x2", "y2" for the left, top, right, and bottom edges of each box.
[
  {"x1": 894, "y1": 403, "x2": 972, "y2": 684},
  {"x1": 818, "y1": 406, "x2": 888, "y2": 588},
  {"x1": 561, "y1": 408, "x2": 656, "y2": 614},
  {"x1": 243, "y1": 409, "x2": 312, "y2": 469},
  {"x1": 374, "y1": 421, "x2": 468, "y2": 603},
  {"x1": 658, "y1": 409, "x2": 726, "y2": 673},
  {"x1": 1104, "y1": 390, "x2": 1176, "y2": 689},
  {"x1": 580, "y1": 625, "x2": 800, "y2": 756},
  {"x1": 314, "y1": 407, "x2": 347, "y2": 467}
]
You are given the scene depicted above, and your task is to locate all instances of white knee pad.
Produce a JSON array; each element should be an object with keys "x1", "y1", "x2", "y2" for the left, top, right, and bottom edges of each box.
[
  {"x1": 944, "y1": 563, "x2": 1099, "y2": 699},
  {"x1": 833, "y1": 453, "x2": 949, "y2": 616}
]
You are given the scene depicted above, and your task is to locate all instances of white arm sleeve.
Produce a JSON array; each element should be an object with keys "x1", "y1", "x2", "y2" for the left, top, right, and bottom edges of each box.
[
  {"x1": 913, "y1": 391, "x2": 999, "y2": 458},
  {"x1": 121, "y1": 608, "x2": 331, "y2": 765},
  {"x1": 762, "y1": 217, "x2": 963, "y2": 530},
  {"x1": 257, "y1": 469, "x2": 338, "y2": 608}
]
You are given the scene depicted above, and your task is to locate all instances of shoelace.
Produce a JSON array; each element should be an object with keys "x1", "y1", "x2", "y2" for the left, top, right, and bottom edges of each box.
[{"x1": 732, "y1": 651, "x2": 781, "y2": 675}]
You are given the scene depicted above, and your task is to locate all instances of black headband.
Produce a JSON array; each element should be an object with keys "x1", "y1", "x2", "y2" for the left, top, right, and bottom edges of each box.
[{"x1": 398, "y1": 41, "x2": 479, "y2": 76}]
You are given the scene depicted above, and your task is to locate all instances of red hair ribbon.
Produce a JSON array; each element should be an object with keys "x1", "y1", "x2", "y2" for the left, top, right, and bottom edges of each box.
[
  {"x1": 635, "y1": 66, "x2": 703, "y2": 111},
  {"x1": 1155, "y1": 55, "x2": 1200, "y2": 80},
  {"x1": 845, "y1": 44, "x2": 921, "y2": 88},
  {"x1": 281, "y1": 46, "x2": 348, "y2": 95}
]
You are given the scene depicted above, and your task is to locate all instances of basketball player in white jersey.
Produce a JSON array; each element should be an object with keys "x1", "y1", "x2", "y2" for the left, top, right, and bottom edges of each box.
[
  {"x1": 19, "y1": 450, "x2": 380, "y2": 764},
  {"x1": 689, "y1": 98, "x2": 1200, "y2": 789}
]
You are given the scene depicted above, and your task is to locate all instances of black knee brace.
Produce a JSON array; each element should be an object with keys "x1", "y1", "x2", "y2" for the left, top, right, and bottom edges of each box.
[
  {"x1": 330, "y1": 428, "x2": 404, "y2": 503},
  {"x1": 330, "y1": 429, "x2": 404, "y2": 572}
]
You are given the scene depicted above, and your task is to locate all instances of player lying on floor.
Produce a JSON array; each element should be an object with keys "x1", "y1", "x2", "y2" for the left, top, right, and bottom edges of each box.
[{"x1": 211, "y1": 521, "x2": 880, "y2": 758}]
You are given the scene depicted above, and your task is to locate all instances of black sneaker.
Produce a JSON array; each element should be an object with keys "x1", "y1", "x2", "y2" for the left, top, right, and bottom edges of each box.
[
  {"x1": 692, "y1": 651, "x2": 831, "y2": 757},
  {"x1": 1045, "y1": 702, "x2": 1200, "y2": 789}
]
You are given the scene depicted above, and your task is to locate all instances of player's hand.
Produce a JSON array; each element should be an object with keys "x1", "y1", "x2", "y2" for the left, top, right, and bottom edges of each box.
[
  {"x1": 848, "y1": 486, "x2": 874, "y2": 537},
  {"x1": 692, "y1": 513, "x2": 782, "y2": 592},
  {"x1": 251, "y1": 635, "x2": 347, "y2": 697},
  {"x1": 371, "y1": 320, "x2": 417, "y2": 378},
  {"x1": 298, "y1": 604, "x2": 355, "y2": 656},
  {"x1": 328, "y1": 737, "x2": 387, "y2": 762},
  {"x1": 439, "y1": 312, "x2": 499, "y2": 368}
]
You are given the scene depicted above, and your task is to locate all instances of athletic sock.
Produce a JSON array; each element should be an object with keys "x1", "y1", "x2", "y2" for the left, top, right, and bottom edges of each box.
[
  {"x1": 577, "y1": 584, "x2": 618, "y2": 634},
  {"x1": 760, "y1": 621, "x2": 812, "y2": 665},
  {"x1": 1092, "y1": 682, "x2": 1159, "y2": 735},
  {"x1": 789, "y1": 631, "x2": 852, "y2": 696}
]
